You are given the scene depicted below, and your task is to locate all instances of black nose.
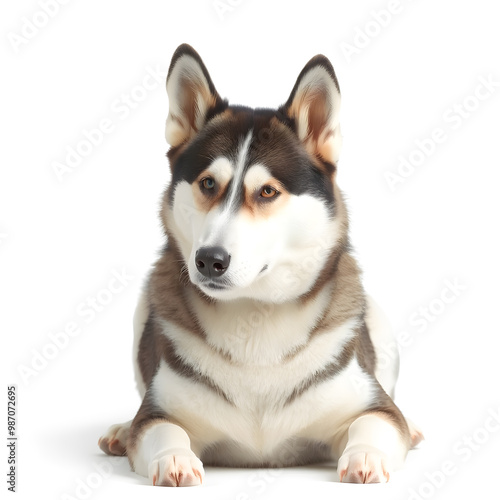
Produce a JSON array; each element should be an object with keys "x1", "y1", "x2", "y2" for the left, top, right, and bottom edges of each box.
[{"x1": 195, "y1": 246, "x2": 231, "y2": 278}]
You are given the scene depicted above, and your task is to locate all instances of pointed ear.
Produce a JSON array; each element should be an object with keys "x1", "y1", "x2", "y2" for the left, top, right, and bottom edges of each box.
[
  {"x1": 165, "y1": 44, "x2": 226, "y2": 147},
  {"x1": 282, "y1": 55, "x2": 342, "y2": 164}
]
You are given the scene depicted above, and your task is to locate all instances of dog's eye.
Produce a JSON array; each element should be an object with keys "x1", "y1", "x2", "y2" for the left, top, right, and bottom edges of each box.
[
  {"x1": 201, "y1": 177, "x2": 216, "y2": 190},
  {"x1": 260, "y1": 186, "x2": 279, "y2": 199}
]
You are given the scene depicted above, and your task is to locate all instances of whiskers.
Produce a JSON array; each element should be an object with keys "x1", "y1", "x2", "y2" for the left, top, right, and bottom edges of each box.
[{"x1": 178, "y1": 262, "x2": 191, "y2": 287}]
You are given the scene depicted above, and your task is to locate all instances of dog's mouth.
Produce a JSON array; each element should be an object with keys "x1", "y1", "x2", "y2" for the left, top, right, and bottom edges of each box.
[
  {"x1": 203, "y1": 282, "x2": 228, "y2": 291},
  {"x1": 196, "y1": 278, "x2": 232, "y2": 293},
  {"x1": 194, "y1": 264, "x2": 269, "y2": 297}
]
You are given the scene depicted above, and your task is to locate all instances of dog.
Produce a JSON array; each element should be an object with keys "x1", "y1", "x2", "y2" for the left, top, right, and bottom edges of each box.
[{"x1": 98, "y1": 43, "x2": 422, "y2": 486}]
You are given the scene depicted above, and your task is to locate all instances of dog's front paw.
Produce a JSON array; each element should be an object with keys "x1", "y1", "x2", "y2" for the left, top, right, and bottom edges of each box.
[
  {"x1": 338, "y1": 449, "x2": 390, "y2": 484},
  {"x1": 148, "y1": 451, "x2": 204, "y2": 487}
]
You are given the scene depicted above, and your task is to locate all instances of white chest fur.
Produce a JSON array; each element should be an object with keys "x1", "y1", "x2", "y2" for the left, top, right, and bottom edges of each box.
[
  {"x1": 187, "y1": 286, "x2": 333, "y2": 365},
  {"x1": 148, "y1": 290, "x2": 377, "y2": 465}
]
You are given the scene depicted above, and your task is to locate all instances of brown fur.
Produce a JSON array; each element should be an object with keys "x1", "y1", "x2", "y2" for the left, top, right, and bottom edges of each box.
[
  {"x1": 308, "y1": 252, "x2": 365, "y2": 334},
  {"x1": 147, "y1": 242, "x2": 206, "y2": 341},
  {"x1": 299, "y1": 183, "x2": 350, "y2": 304},
  {"x1": 158, "y1": 333, "x2": 233, "y2": 404},
  {"x1": 284, "y1": 337, "x2": 356, "y2": 405},
  {"x1": 137, "y1": 313, "x2": 163, "y2": 388}
]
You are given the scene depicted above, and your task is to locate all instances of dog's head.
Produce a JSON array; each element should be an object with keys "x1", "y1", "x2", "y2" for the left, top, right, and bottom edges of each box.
[{"x1": 162, "y1": 44, "x2": 348, "y2": 302}]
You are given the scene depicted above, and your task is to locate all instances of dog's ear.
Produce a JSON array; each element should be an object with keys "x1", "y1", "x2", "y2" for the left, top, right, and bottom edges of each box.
[
  {"x1": 165, "y1": 44, "x2": 226, "y2": 147},
  {"x1": 282, "y1": 55, "x2": 342, "y2": 164}
]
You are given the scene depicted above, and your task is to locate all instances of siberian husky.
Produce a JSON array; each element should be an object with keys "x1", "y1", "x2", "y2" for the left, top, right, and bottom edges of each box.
[{"x1": 98, "y1": 43, "x2": 422, "y2": 486}]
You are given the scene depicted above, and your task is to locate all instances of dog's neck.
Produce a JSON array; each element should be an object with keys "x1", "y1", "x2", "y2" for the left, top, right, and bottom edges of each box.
[{"x1": 187, "y1": 284, "x2": 336, "y2": 366}]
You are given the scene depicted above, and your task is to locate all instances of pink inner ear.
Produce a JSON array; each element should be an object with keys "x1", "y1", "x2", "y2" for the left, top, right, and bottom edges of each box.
[
  {"x1": 179, "y1": 77, "x2": 200, "y2": 133},
  {"x1": 281, "y1": 57, "x2": 341, "y2": 163},
  {"x1": 287, "y1": 79, "x2": 341, "y2": 164},
  {"x1": 307, "y1": 89, "x2": 329, "y2": 141},
  {"x1": 166, "y1": 47, "x2": 226, "y2": 147}
]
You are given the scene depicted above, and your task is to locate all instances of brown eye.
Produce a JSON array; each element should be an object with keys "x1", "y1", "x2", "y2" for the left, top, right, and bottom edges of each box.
[
  {"x1": 201, "y1": 177, "x2": 216, "y2": 190},
  {"x1": 260, "y1": 185, "x2": 279, "y2": 199}
]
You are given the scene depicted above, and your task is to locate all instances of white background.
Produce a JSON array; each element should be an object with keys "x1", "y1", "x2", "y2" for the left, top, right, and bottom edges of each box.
[{"x1": 1, "y1": 1, "x2": 499, "y2": 499}]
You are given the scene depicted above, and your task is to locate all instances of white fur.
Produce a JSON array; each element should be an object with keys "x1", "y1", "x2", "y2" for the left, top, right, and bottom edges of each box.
[
  {"x1": 133, "y1": 421, "x2": 204, "y2": 486},
  {"x1": 338, "y1": 413, "x2": 408, "y2": 482},
  {"x1": 131, "y1": 288, "x2": 382, "y2": 467},
  {"x1": 365, "y1": 296, "x2": 399, "y2": 398},
  {"x1": 128, "y1": 287, "x2": 405, "y2": 471},
  {"x1": 183, "y1": 285, "x2": 332, "y2": 365},
  {"x1": 128, "y1": 282, "x2": 386, "y2": 466},
  {"x1": 242, "y1": 164, "x2": 273, "y2": 191},
  {"x1": 223, "y1": 131, "x2": 253, "y2": 211},
  {"x1": 160, "y1": 302, "x2": 356, "y2": 384},
  {"x1": 150, "y1": 355, "x2": 377, "y2": 466},
  {"x1": 205, "y1": 157, "x2": 233, "y2": 186}
]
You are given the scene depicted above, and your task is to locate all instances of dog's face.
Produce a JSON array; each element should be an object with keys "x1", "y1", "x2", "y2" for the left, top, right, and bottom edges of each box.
[{"x1": 163, "y1": 45, "x2": 345, "y2": 302}]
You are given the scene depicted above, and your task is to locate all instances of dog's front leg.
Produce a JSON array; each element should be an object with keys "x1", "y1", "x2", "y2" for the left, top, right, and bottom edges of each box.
[
  {"x1": 127, "y1": 393, "x2": 204, "y2": 487},
  {"x1": 337, "y1": 411, "x2": 411, "y2": 483}
]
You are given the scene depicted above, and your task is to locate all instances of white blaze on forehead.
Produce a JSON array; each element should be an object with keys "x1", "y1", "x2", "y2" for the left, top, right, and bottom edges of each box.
[
  {"x1": 193, "y1": 132, "x2": 253, "y2": 248},
  {"x1": 224, "y1": 131, "x2": 253, "y2": 212}
]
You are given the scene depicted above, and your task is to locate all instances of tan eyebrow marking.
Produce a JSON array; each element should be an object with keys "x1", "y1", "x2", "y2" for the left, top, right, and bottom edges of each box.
[
  {"x1": 242, "y1": 164, "x2": 290, "y2": 218},
  {"x1": 192, "y1": 158, "x2": 233, "y2": 213}
]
